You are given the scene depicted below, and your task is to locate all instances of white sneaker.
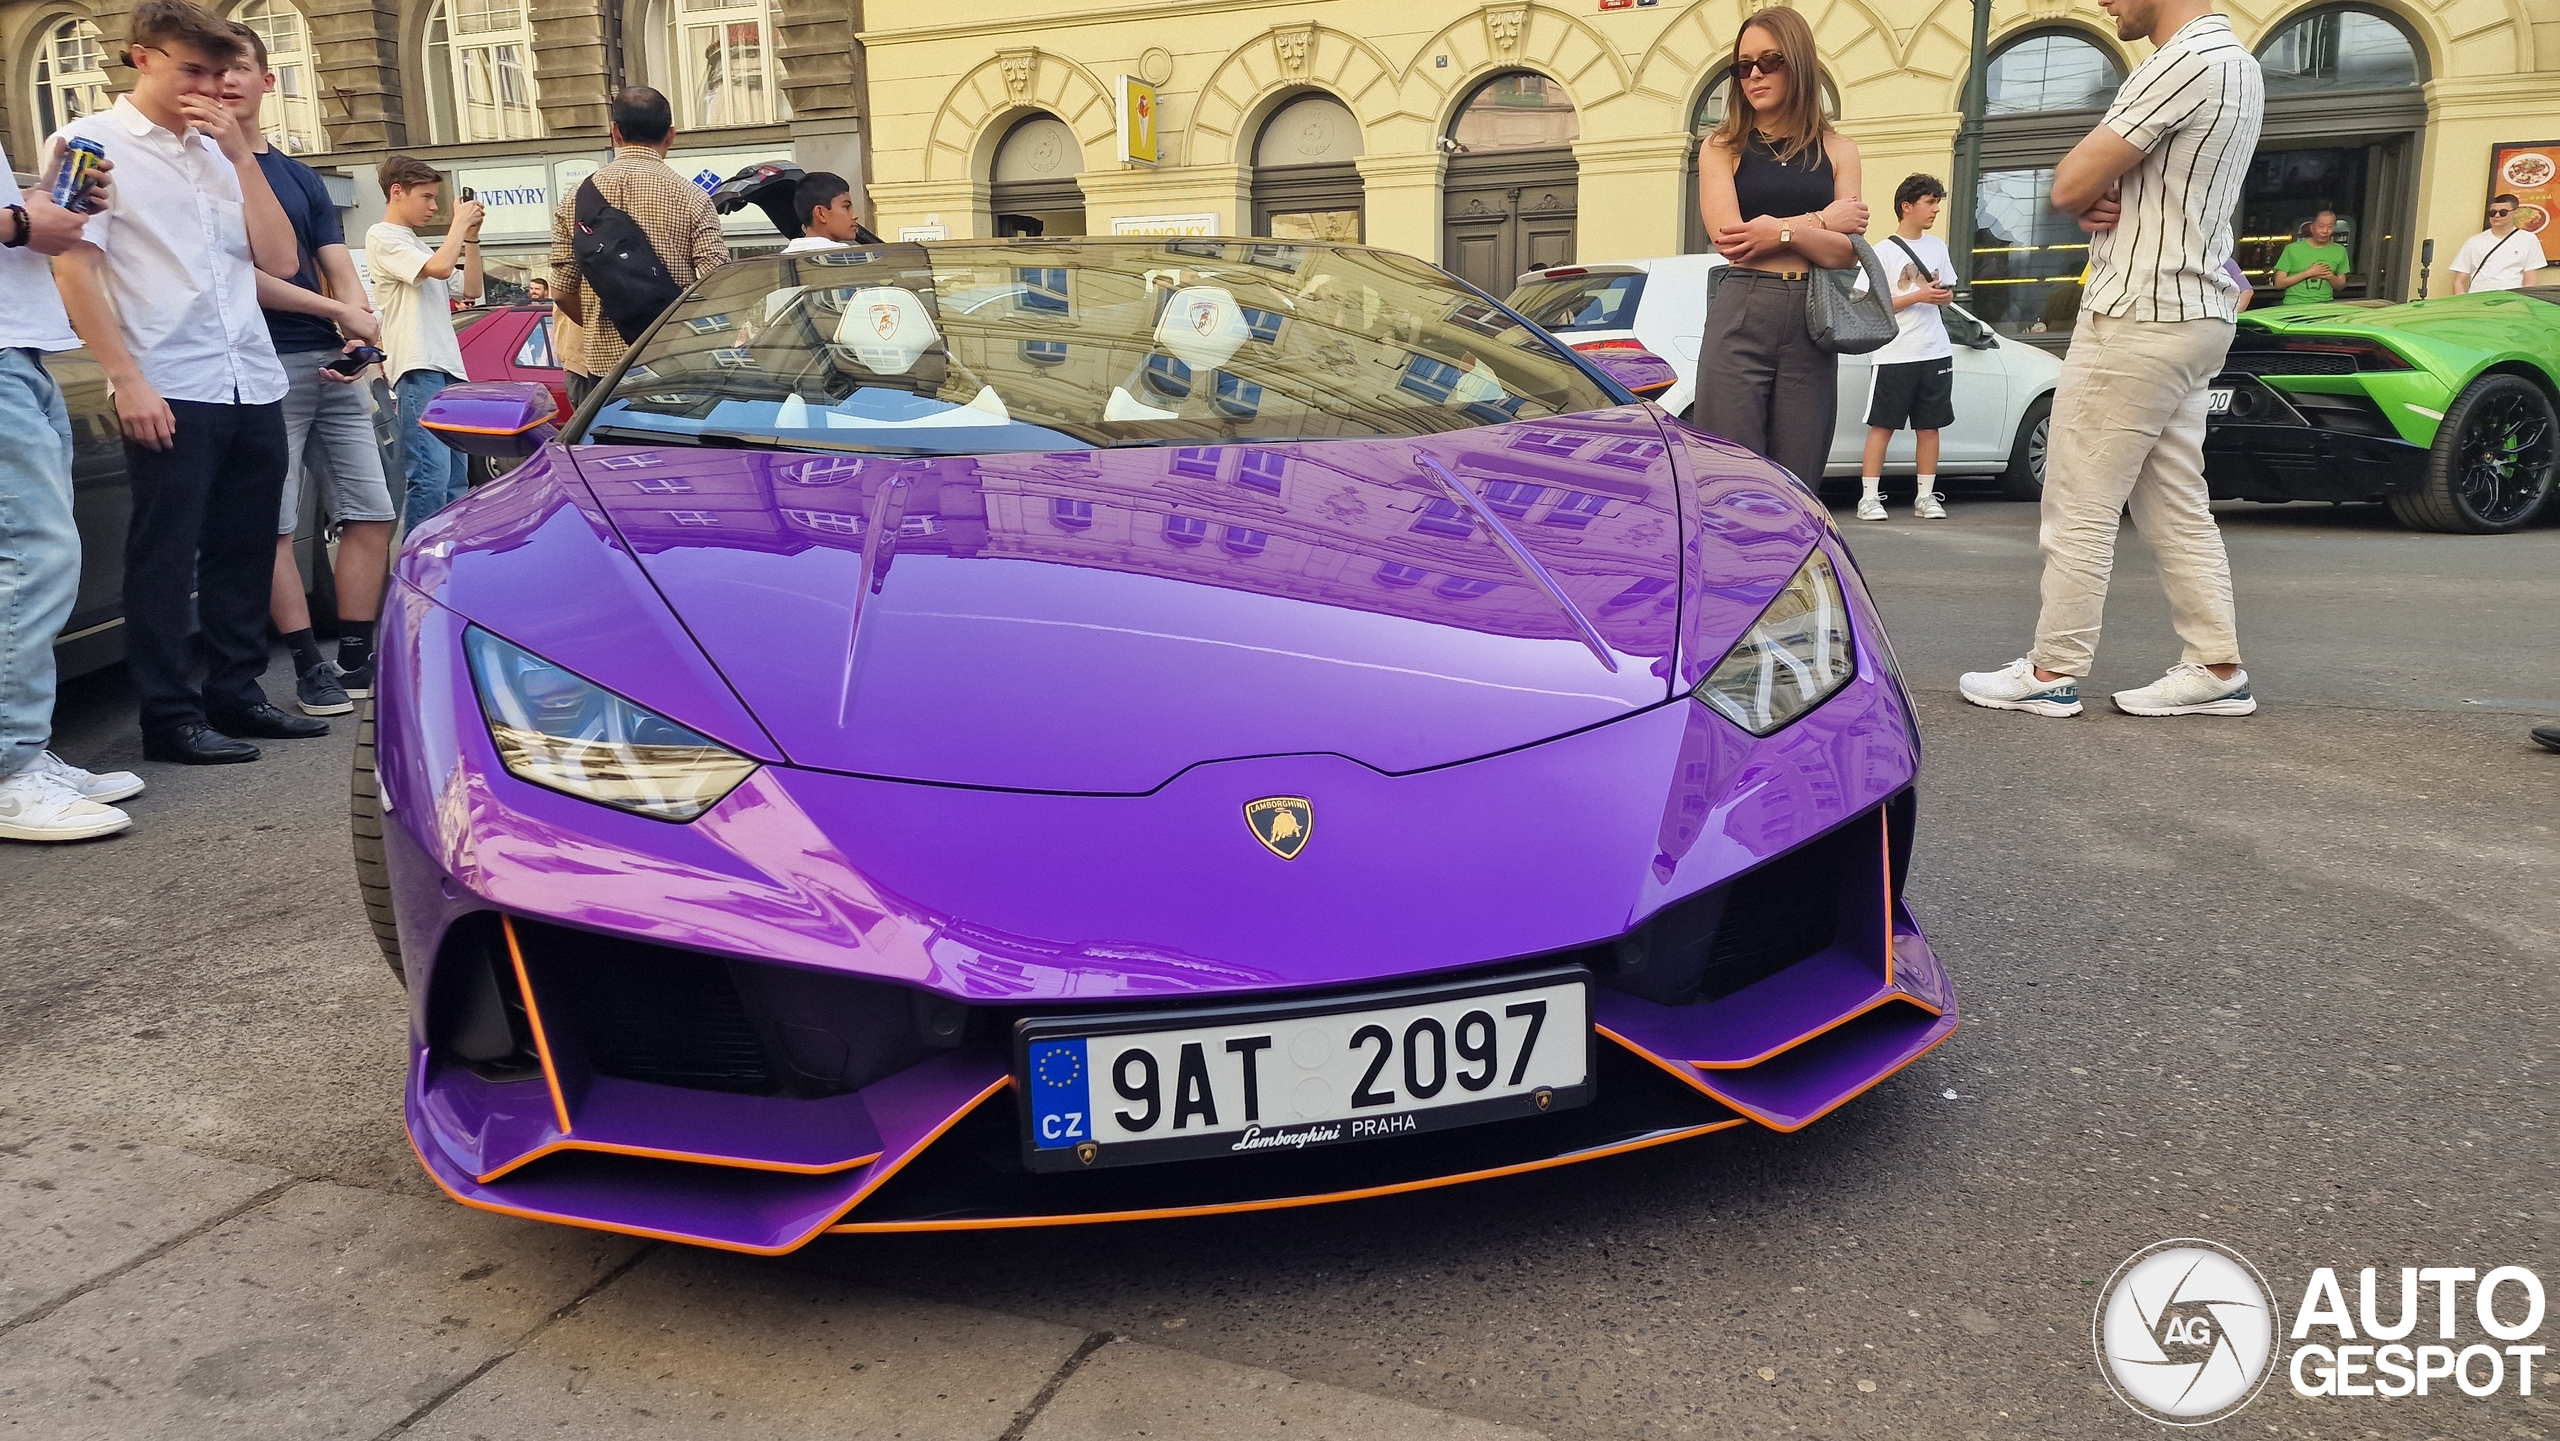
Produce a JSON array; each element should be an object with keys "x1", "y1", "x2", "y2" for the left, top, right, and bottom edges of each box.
[
  {"x1": 1913, "y1": 492, "x2": 1947, "y2": 520},
  {"x1": 0, "y1": 767, "x2": 132, "y2": 842},
  {"x1": 32, "y1": 750, "x2": 144, "y2": 804},
  {"x1": 1958, "y1": 658, "x2": 2084, "y2": 717},
  {"x1": 2112, "y1": 663, "x2": 2256, "y2": 717},
  {"x1": 1855, "y1": 494, "x2": 1888, "y2": 521}
]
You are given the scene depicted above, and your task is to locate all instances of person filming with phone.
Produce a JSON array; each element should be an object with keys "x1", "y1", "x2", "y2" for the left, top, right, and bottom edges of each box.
[{"x1": 366, "y1": 156, "x2": 483, "y2": 531}]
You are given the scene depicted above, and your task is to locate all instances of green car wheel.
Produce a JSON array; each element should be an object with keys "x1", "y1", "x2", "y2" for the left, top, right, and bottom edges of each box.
[{"x1": 2385, "y1": 372, "x2": 2557, "y2": 534}]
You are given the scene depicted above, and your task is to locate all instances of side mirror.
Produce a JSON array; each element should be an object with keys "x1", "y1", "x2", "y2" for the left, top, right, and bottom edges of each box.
[
  {"x1": 419, "y1": 381, "x2": 561, "y2": 460},
  {"x1": 1585, "y1": 347, "x2": 1679, "y2": 401}
]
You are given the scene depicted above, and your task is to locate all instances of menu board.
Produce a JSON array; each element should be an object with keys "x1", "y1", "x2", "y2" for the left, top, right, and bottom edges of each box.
[{"x1": 2490, "y1": 141, "x2": 2560, "y2": 263}]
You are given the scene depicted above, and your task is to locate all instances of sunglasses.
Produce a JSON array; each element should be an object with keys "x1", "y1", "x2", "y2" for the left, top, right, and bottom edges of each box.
[
  {"x1": 2488, "y1": 207, "x2": 2517, "y2": 217},
  {"x1": 1732, "y1": 53, "x2": 1789, "y2": 80}
]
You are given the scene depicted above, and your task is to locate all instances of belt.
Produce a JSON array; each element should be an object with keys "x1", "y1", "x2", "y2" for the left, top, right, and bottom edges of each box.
[{"x1": 1724, "y1": 267, "x2": 1811, "y2": 283}]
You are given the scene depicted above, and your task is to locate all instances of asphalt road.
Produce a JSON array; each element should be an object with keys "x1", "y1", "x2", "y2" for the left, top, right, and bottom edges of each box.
[{"x1": 4, "y1": 495, "x2": 2552, "y2": 1441}]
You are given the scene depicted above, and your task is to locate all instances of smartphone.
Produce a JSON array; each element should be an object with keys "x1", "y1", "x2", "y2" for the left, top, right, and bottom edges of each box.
[
  {"x1": 325, "y1": 345, "x2": 387, "y2": 377},
  {"x1": 459, "y1": 187, "x2": 475, "y2": 202}
]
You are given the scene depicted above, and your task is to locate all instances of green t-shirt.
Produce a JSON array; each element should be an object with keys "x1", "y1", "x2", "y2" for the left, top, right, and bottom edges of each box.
[{"x1": 2275, "y1": 240, "x2": 2352, "y2": 305}]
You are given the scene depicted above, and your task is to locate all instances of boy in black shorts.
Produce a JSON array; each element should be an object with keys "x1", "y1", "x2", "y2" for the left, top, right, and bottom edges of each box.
[{"x1": 1858, "y1": 174, "x2": 1957, "y2": 521}]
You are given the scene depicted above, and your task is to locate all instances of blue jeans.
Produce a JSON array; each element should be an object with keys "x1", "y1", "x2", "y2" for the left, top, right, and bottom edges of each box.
[
  {"x1": 396, "y1": 369, "x2": 471, "y2": 531},
  {"x1": 0, "y1": 348, "x2": 77, "y2": 780}
]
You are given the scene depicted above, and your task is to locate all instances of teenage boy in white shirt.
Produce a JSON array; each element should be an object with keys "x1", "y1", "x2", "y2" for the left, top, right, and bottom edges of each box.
[
  {"x1": 366, "y1": 156, "x2": 483, "y2": 532},
  {"x1": 52, "y1": 0, "x2": 324, "y2": 766},
  {"x1": 780, "y1": 173, "x2": 868, "y2": 253},
  {"x1": 1856, "y1": 174, "x2": 1959, "y2": 522},
  {"x1": 0, "y1": 141, "x2": 147, "y2": 840},
  {"x1": 2450, "y1": 194, "x2": 2546, "y2": 294}
]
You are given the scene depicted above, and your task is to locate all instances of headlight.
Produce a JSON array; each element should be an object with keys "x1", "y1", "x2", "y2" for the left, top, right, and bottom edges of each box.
[
  {"x1": 462, "y1": 627, "x2": 757, "y2": 821},
  {"x1": 1690, "y1": 549, "x2": 1856, "y2": 735}
]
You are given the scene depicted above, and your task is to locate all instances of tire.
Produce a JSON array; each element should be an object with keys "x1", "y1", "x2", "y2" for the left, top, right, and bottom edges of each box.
[
  {"x1": 350, "y1": 698, "x2": 407, "y2": 985},
  {"x1": 2000, "y1": 392, "x2": 2053, "y2": 501},
  {"x1": 2385, "y1": 372, "x2": 2557, "y2": 534}
]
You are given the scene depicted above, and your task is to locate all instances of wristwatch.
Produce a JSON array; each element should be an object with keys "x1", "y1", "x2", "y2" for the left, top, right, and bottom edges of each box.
[
  {"x1": 3, "y1": 205, "x2": 27, "y2": 249},
  {"x1": 1778, "y1": 223, "x2": 1793, "y2": 246}
]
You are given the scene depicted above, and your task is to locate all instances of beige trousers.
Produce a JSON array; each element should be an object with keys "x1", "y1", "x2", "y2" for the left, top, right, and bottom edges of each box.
[{"x1": 2032, "y1": 311, "x2": 2242, "y2": 677}]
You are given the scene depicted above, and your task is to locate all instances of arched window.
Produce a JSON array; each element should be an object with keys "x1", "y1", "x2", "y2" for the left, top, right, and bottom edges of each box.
[
  {"x1": 1448, "y1": 72, "x2": 1578, "y2": 153},
  {"x1": 1983, "y1": 31, "x2": 2125, "y2": 114},
  {"x1": 656, "y1": 0, "x2": 792, "y2": 130},
  {"x1": 424, "y1": 0, "x2": 543, "y2": 144},
  {"x1": 1443, "y1": 73, "x2": 1579, "y2": 293},
  {"x1": 1252, "y1": 92, "x2": 1363, "y2": 242},
  {"x1": 2257, "y1": 6, "x2": 2422, "y2": 94},
  {"x1": 989, "y1": 112, "x2": 1084, "y2": 239},
  {"x1": 234, "y1": 0, "x2": 326, "y2": 154},
  {"x1": 31, "y1": 17, "x2": 112, "y2": 136}
]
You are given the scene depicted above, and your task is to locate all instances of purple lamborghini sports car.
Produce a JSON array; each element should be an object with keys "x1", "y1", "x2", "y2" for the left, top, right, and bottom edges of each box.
[{"x1": 360, "y1": 239, "x2": 1954, "y2": 1252}]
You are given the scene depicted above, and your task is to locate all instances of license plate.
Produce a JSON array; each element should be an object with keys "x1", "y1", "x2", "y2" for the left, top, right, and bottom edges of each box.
[
  {"x1": 1016, "y1": 967, "x2": 1593, "y2": 1171},
  {"x1": 2207, "y1": 388, "x2": 2234, "y2": 414}
]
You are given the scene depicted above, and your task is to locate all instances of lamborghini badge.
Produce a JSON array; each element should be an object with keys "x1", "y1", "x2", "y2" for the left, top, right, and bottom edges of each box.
[{"x1": 1244, "y1": 796, "x2": 1313, "y2": 860}]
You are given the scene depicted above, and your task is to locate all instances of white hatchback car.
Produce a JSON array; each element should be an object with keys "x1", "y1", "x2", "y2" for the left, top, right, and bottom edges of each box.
[{"x1": 1509, "y1": 255, "x2": 2063, "y2": 497}]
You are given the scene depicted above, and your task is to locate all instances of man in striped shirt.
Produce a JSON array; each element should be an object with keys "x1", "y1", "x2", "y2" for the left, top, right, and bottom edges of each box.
[{"x1": 1962, "y1": 0, "x2": 2265, "y2": 721}]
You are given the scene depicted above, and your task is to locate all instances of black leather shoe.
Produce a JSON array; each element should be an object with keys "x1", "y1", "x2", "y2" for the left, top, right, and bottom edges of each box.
[
  {"x1": 142, "y1": 722, "x2": 261, "y2": 765},
  {"x1": 2534, "y1": 722, "x2": 2560, "y2": 753},
  {"x1": 206, "y1": 702, "x2": 331, "y2": 740}
]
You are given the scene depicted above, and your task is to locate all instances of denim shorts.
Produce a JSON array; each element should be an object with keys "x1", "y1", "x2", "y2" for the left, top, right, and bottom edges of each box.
[{"x1": 276, "y1": 348, "x2": 398, "y2": 535}]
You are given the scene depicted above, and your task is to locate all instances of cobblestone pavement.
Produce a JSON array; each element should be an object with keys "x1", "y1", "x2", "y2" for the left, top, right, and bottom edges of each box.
[{"x1": 4, "y1": 496, "x2": 2551, "y2": 1440}]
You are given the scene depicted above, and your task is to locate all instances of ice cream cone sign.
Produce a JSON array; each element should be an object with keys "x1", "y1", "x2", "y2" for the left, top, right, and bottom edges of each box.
[{"x1": 1118, "y1": 76, "x2": 1160, "y2": 167}]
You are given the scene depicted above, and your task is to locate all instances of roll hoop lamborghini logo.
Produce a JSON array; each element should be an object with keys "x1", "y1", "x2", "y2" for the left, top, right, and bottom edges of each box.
[
  {"x1": 2096, "y1": 1239, "x2": 2282, "y2": 1425},
  {"x1": 1244, "y1": 796, "x2": 1312, "y2": 859}
]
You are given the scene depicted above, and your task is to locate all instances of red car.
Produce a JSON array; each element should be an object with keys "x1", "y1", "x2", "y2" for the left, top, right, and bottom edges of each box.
[{"x1": 454, "y1": 303, "x2": 570, "y2": 424}]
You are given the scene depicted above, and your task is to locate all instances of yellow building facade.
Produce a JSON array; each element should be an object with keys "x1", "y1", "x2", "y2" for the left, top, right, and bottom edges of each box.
[{"x1": 861, "y1": 0, "x2": 2560, "y2": 340}]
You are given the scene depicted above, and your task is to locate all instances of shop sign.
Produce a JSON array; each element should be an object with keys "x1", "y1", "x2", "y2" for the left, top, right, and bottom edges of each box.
[
  {"x1": 899, "y1": 223, "x2": 953, "y2": 241},
  {"x1": 2489, "y1": 140, "x2": 2559, "y2": 262},
  {"x1": 673, "y1": 148, "x2": 798, "y2": 233},
  {"x1": 1111, "y1": 213, "x2": 1221, "y2": 237},
  {"x1": 455, "y1": 164, "x2": 554, "y2": 240},
  {"x1": 1116, "y1": 76, "x2": 1160, "y2": 167}
]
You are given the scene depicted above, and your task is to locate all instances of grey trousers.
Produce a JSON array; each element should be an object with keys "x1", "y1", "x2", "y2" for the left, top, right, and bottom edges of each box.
[{"x1": 1690, "y1": 269, "x2": 1838, "y2": 489}]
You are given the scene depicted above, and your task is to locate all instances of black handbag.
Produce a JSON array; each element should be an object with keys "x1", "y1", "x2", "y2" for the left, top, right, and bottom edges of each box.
[{"x1": 1807, "y1": 235, "x2": 1898, "y2": 354}]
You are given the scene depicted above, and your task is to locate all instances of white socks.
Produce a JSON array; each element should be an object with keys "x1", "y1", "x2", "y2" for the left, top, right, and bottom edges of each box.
[
  {"x1": 1860, "y1": 476, "x2": 1882, "y2": 502},
  {"x1": 1916, "y1": 473, "x2": 1937, "y2": 502}
]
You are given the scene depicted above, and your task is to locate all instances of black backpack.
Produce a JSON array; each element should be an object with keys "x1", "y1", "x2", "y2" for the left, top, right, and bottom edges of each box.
[{"x1": 573, "y1": 177, "x2": 682, "y2": 344}]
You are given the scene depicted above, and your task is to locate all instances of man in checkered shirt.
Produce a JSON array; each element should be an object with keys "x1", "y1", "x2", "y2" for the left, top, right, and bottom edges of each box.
[{"x1": 549, "y1": 87, "x2": 729, "y2": 404}]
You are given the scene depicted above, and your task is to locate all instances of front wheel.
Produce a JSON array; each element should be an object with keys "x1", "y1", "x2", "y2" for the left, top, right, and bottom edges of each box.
[
  {"x1": 2385, "y1": 373, "x2": 2556, "y2": 533},
  {"x1": 2000, "y1": 393, "x2": 2053, "y2": 501},
  {"x1": 350, "y1": 699, "x2": 406, "y2": 985}
]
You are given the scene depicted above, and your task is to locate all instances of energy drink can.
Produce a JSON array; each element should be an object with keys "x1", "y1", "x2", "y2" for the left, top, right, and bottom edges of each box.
[{"x1": 51, "y1": 136, "x2": 106, "y2": 213}]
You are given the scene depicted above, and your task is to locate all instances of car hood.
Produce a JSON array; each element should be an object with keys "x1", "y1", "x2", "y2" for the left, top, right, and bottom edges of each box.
[{"x1": 567, "y1": 413, "x2": 1714, "y2": 793}]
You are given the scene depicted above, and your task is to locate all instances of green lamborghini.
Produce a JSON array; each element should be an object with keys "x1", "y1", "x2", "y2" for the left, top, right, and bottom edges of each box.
[{"x1": 2204, "y1": 287, "x2": 2558, "y2": 533}]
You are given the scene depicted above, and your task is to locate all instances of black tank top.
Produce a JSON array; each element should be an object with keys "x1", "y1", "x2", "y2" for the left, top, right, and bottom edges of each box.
[{"x1": 1731, "y1": 133, "x2": 1834, "y2": 224}]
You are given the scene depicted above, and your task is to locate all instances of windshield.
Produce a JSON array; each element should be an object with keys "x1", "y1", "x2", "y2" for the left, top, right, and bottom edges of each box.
[
  {"x1": 575, "y1": 241, "x2": 1617, "y2": 456},
  {"x1": 1507, "y1": 271, "x2": 1648, "y2": 333}
]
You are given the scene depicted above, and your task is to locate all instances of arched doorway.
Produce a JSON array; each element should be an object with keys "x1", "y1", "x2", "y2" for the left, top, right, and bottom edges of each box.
[
  {"x1": 2241, "y1": 6, "x2": 2427, "y2": 303},
  {"x1": 1441, "y1": 72, "x2": 1577, "y2": 295},
  {"x1": 1960, "y1": 28, "x2": 2129, "y2": 345},
  {"x1": 1682, "y1": 72, "x2": 1842, "y2": 255},
  {"x1": 1252, "y1": 92, "x2": 1363, "y2": 241},
  {"x1": 989, "y1": 112, "x2": 1085, "y2": 238}
]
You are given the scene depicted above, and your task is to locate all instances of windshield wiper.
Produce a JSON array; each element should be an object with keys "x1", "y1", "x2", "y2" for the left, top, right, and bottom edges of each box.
[{"x1": 583, "y1": 425, "x2": 929, "y2": 456}]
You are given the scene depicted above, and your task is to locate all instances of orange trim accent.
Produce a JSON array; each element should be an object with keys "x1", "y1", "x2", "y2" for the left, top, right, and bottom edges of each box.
[
  {"x1": 1597, "y1": 1023, "x2": 1730, "y2": 1099},
  {"x1": 1881, "y1": 805, "x2": 1896, "y2": 989},
  {"x1": 825, "y1": 1119, "x2": 1749, "y2": 1233},
  {"x1": 1690, "y1": 1016, "x2": 1960, "y2": 1134},
  {"x1": 1681, "y1": 989, "x2": 1942, "y2": 1071},
  {"x1": 501, "y1": 914, "x2": 575, "y2": 1136},
  {"x1": 406, "y1": 1075, "x2": 1014, "y2": 1256},
  {"x1": 422, "y1": 417, "x2": 553, "y2": 437},
  {"x1": 475, "y1": 1141, "x2": 883, "y2": 1184}
]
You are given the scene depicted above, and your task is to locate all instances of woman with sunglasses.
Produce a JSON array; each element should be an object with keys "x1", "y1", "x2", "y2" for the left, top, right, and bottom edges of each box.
[{"x1": 1691, "y1": 5, "x2": 1867, "y2": 489}]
